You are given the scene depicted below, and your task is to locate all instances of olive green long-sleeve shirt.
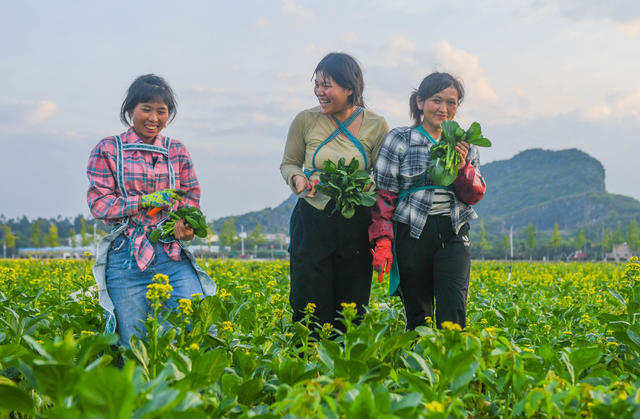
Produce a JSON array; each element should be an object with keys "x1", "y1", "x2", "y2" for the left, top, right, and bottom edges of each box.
[{"x1": 280, "y1": 106, "x2": 389, "y2": 210}]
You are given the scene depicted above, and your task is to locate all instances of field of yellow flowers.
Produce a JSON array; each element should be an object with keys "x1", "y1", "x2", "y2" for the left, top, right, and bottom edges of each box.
[{"x1": 0, "y1": 257, "x2": 639, "y2": 418}]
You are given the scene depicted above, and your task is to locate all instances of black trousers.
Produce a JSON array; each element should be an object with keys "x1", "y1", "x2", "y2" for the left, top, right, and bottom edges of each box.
[
  {"x1": 289, "y1": 199, "x2": 373, "y2": 330},
  {"x1": 395, "y1": 216, "x2": 471, "y2": 330}
]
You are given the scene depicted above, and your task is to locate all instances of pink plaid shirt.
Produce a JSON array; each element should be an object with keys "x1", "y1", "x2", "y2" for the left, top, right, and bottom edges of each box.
[{"x1": 87, "y1": 127, "x2": 200, "y2": 271}]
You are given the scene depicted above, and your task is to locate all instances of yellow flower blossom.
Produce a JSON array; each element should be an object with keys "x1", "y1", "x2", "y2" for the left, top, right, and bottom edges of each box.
[
  {"x1": 217, "y1": 288, "x2": 231, "y2": 299},
  {"x1": 425, "y1": 401, "x2": 444, "y2": 412},
  {"x1": 341, "y1": 302, "x2": 356, "y2": 310},
  {"x1": 221, "y1": 321, "x2": 233, "y2": 333},
  {"x1": 178, "y1": 298, "x2": 193, "y2": 316},
  {"x1": 188, "y1": 343, "x2": 200, "y2": 351},
  {"x1": 305, "y1": 302, "x2": 317, "y2": 315},
  {"x1": 441, "y1": 321, "x2": 462, "y2": 332},
  {"x1": 146, "y1": 274, "x2": 173, "y2": 308}
]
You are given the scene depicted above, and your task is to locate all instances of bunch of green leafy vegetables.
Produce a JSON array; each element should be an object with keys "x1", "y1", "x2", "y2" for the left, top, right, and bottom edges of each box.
[
  {"x1": 149, "y1": 206, "x2": 208, "y2": 242},
  {"x1": 428, "y1": 120, "x2": 492, "y2": 186},
  {"x1": 315, "y1": 157, "x2": 377, "y2": 219}
]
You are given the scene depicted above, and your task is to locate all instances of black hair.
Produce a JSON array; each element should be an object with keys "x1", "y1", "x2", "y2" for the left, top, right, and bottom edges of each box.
[
  {"x1": 120, "y1": 74, "x2": 177, "y2": 126},
  {"x1": 409, "y1": 72, "x2": 464, "y2": 127},
  {"x1": 313, "y1": 52, "x2": 365, "y2": 107}
]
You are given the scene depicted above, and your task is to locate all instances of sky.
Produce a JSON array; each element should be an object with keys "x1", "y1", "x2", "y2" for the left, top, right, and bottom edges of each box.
[{"x1": 1, "y1": 0, "x2": 639, "y2": 221}]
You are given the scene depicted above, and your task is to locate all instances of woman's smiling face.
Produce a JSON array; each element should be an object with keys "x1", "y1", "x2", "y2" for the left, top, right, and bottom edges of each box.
[
  {"x1": 130, "y1": 100, "x2": 169, "y2": 144},
  {"x1": 418, "y1": 86, "x2": 459, "y2": 132},
  {"x1": 314, "y1": 72, "x2": 353, "y2": 116}
]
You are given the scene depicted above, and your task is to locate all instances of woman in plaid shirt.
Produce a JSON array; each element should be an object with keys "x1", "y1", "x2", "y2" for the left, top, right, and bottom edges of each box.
[
  {"x1": 87, "y1": 74, "x2": 216, "y2": 347},
  {"x1": 369, "y1": 73, "x2": 486, "y2": 330}
]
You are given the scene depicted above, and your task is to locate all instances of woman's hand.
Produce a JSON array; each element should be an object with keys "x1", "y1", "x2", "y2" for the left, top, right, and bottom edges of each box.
[
  {"x1": 173, "y1": 218, "x2": 195, "y2": 241},
  {"x1": 293, "y1": 174, "x2": 316, "y2": 198},
  {"x1": 456, "y1": 141, "x2": 470, "y2": 169}
]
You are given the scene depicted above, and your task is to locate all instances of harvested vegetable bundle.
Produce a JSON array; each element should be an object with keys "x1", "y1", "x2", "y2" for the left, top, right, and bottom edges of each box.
[
  {"x1": 428, "y1": 121, "x2": 492, "y2": 186},
  {"x1": 149, "y1": 206, "x2": 208, "y2": 242},
  {"x1": 315, "y1": 157, "x2": 377, "y2": 219}
]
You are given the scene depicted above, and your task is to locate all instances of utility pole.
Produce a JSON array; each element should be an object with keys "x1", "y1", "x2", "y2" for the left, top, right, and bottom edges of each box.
[
  {"x1": 240, "y1": 224, "x2": 246, "y2": 256},
  {"x1": 509, "y1": 226, "x2": 513, "y2": 260}
]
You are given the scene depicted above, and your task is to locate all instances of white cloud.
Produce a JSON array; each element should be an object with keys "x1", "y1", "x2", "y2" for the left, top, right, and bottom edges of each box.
[
  {"x1": 617, "y1": 18, "x2": 640, "y2": 38},
  {"x1": 252, "y1": 16, "x2": 271, "y2": 29},
  {"x1": 26, "y1": 101, "x2": 58, "y2": 123},
  {"x1": 383, "y1": 36, "x2": 416, "y2": 66},
  {"x1": 581, "y1": 88, "x2": 640, "y2": 120},
  {"x1": 281, "y1": 0, "x2": 312, "y2": 24},
  {"x1": 433, "y1": 40, "x2": 498, "y2": 104},
  {"x1": 251, "y1": 112, "x2": 269, "y2": 123}
]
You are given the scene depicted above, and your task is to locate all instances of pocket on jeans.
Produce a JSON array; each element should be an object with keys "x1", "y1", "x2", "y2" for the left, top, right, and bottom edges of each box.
[{"x1": 110, "y1": 235, "x2": 129, "y2": 253}]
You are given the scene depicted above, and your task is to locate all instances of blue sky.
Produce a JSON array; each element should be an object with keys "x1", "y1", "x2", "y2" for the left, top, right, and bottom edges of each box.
[{"x1": 1, "y1": 0, "x2": 639, "y2": 220}]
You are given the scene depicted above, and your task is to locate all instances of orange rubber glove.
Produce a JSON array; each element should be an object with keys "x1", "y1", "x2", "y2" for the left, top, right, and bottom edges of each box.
[{"x1": 371, "y1": 238, "x2": 393, "y2": 283}]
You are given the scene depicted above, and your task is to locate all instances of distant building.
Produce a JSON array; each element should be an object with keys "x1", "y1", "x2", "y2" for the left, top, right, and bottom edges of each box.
[
  {"x1": 18, "y1": 246, "x2": 95, "y2": 259},
  {"x1": 606, "y1": 243, "x2": 632, "y2": 262}
]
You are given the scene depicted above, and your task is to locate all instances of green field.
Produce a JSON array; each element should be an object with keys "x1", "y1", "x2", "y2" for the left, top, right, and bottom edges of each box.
[{"x1": 0, "y1": 258, "x2": 638, "y2": 418}]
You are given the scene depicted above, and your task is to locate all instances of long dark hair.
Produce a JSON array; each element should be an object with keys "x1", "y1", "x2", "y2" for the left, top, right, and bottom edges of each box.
[
  {"x1": 409, "y1": 72, "x2": 464, "y2": 126},
  {"x1": 313, "y1": 53, "x2": 365, "y2": 107},
  {"x1": 120, "y1": 74, "x2": 177, "y2": 126}
]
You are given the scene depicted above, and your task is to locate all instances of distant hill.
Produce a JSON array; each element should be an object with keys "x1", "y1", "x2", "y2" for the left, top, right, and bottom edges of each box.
[
  {"x1": 212, "y1": 148, "x2": 640, "y2": 236},
  {"x1": 211, "y1": 194, "x2": 297, "y2": 234},
  {"x1": 475, "y1": 148, "x2": 639, "y2": 234}
]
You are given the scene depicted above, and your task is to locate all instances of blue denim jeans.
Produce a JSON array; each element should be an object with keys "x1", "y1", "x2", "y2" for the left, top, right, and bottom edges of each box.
[{"x1": 106, "y1": 234, "x2": 204, "y2": 347}]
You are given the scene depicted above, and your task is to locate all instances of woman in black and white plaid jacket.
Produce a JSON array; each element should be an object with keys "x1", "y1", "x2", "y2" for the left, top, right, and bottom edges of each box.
[{"x1": 368, "y1": 72, "x2": 486, "y2": 330}]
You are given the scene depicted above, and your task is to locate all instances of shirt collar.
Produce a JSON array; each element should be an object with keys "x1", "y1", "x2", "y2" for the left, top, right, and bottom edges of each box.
[
  {"x1": 409, "y1": 127, "x2": 439, "y2": 146},
  {"x1": 122, "y1": 127, "x2": 166, "y2": 147}
]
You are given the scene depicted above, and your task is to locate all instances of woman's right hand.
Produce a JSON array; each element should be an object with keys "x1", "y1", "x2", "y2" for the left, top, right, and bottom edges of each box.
[{"x1": 293, "y1": 174, "x2": 316, "y2": 198}]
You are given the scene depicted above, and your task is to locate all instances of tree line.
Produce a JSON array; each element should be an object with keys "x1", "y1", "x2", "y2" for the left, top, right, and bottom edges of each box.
[
  {"x1": 0, "y1": 214, "x2": 276, "y2": 259},
  {"x1": 472, "y1": 218, "x2": 640, "y2": 261},
  {"x1": 2, "y1": 214, "x2": 638, "y2": 261}
]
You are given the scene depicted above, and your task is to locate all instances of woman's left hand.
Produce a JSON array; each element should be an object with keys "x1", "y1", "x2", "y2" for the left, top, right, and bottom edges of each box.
[
  {"x1": 173, "y1": 219, "x2": 195, "y2": 241},
  {"x1": 456, "y1": 141, "x2": 470, "y2": 169}
]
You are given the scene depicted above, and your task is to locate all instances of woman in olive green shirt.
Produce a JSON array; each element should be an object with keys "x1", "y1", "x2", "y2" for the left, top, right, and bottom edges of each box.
[{"x1": 280, "y1": 52, "x2": 389, "y2": 332}]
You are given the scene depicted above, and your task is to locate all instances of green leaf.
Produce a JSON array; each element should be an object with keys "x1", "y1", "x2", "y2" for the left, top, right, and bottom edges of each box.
[
  {"x1": 149, "y1": 229, "x2": 162, "y2": 243},
  {"x1": 190, "y1": 348, "x2": 229, "y2": 386},
  {"x1": 0, "y1": 384, "x2": 34, "y2": 413},
  {"x1": 465, "y1": 121, "x2": 482, "y2": 142},
  {"x1": 469, "y1": 137, "x2": 492, "y2": 147},
  {"x1": 450, "y1": 360, "x2": 479, "y2": 393},
  {"x1": 341, "y1": 206, "x2": 356, "y2": 219},
  {"x1": 347, "y1": 158, "x2": 359, "y2": 172},
  {"x1": 349, "y1": 384, "x2": 376, "y2": 418},
  {"x1": 76, "y1": 365, "x2": 135, "y2": 419},
  {"x1": 359, "y1": 193, "x2": 377, "y2": 207},
  {"x1": 236, "y1": 377, "x2": 263, "y2": 406},
  {"x1": 278, "y1": 358, "x2": 306, "y2": 385},
  {"x1": 428, "y1": 158, "x2": 457, "y2": 187},
  {"x1": 32, "y1": 363, "x2": 79, "y2": 404},
  {"x1": 608, "y1": 288, "x2": 627, "y2": 307}
]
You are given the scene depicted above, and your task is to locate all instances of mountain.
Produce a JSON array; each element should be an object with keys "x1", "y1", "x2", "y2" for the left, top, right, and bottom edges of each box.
[
  {"x1": 474, "y1": 148, "x2": 639, "y2": 234},
  {"x1": 211, "y1": 194, "x2": 297, "y2": 234},
  {"x1": 211, "y1": 148, "x2": 640, "y2": 236}
]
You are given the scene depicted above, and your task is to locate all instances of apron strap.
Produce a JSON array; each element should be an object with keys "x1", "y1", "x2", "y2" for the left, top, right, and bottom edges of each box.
[
  {"x1": 414, "y1": 125, "x2": 439, "y2": 145},
  {"x1": 114, "y1": 135, "x2": 177, "y2": 267},
  {"x1": 306, "y1": 106, "x2": 365, "y2": 177}
]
